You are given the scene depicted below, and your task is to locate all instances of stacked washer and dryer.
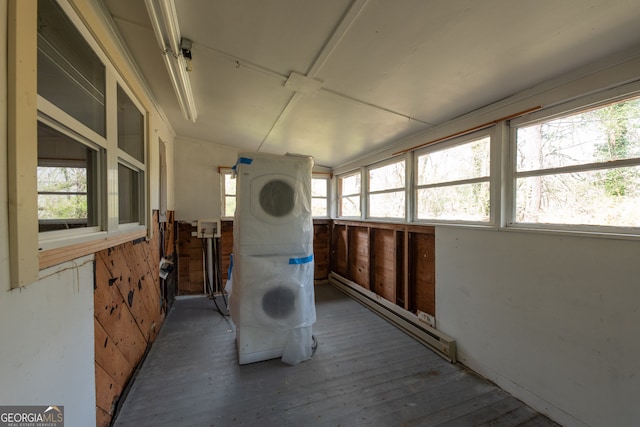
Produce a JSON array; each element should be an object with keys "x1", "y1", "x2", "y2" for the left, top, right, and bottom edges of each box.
[{"x1": 227, "y1": 152, "x2": 316, "y2": 365}]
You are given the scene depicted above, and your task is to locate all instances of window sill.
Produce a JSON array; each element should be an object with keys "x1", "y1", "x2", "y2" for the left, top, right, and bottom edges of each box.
[{"x1": 39, "y1": 226, "x2": 147, "y2": 270}]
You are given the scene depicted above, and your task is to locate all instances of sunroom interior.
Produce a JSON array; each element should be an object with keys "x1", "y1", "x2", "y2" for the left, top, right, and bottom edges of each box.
[{"x1": 2, "y1": 0, "x2": 640, "y2": 426}]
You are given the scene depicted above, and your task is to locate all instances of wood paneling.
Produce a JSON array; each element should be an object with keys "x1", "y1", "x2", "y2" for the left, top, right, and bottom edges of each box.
[
  {"x1": 94, "y1": 211, "x2": 171, "y2": 426},
  {"x1": 176, "y1": 222, "x2": 204, "y2": 294},
  {"x1": 410, "y1": 230, "x2": 436, "y2": 316},
  {"x1": 332, "y1": 224, "x2": 348, "y2": 277},
  {"x1": 349, "y1": 226, "x2": 370, "y2": 290},
  {"x1": 220, "y1": 220, "x2": 234, "y2": 284},
  {"x1": 313, "y1": 221, "x2": 330, "y2": 280},
  {"x1": 331, "y1": 220, "x2": 435, "y2": 316}
]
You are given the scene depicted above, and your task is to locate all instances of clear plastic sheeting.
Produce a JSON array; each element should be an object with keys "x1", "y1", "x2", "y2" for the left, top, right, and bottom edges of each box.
[
  {"x1": 228, "y1": 253, "x2": 316, "y2": 331},
  {"x1": 233, "y1": 153, "x2": 314, "y2": 256},
  {"x1": 229, "y1": 152, "x2": 316, "y2": 365}
]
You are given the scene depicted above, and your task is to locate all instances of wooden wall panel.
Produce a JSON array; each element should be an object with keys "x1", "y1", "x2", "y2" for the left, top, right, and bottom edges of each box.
[
  {"x1": 94, "y1": 211, "x2": 171, "y2": 426},
  {"x1": 372, "y1": 229, "x2": 396, "y2": 302},
  {"x1": 331, "y1": 220, "x2": 435, "y2": 316},
  {"x1": 409, "y1": 231, "x2": 436, "y2": 316},
  {"x1": 349, "y1": 226, "x2": 370, "y2": 290},
  {"x1": 163, "y1": 210, "x2": 175, "y2": 257},
  {"x1": 313, "y1": 221, "x2": 330, "y2": 280},
  {"x1": 176, "y1": 222, "x2": 205, "y2": 294},
  {"x1": 95, "y1": 363, "x2": 123, "y2": 425},
  {"x1": 220, "y1": 220, "x2": 234, "y2": 284},
  {"x1": 94, "y1": 255, "x2": 148, "y2": 367},
  {"x1": 331, "y1": 224, "x2": 348, "y2": 277},
  {"x1": 94, "y1": 319, "x2": 133, "y2": 391}
]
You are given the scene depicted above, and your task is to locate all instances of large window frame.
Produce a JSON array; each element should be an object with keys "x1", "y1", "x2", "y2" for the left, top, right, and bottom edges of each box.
[
  {"x1": 508, "y1": 84, "x2": 640, "y2": 235},
  {"x1": 312, "y1": 174, "x2": 330, "y2": 218},
  {"x1": 337, "y1": 170, "x2": 363, "y2": 218},
  {"x1": 8, "y1": 0, "x2": 150, "y2": 287},
  {"x1": 413, "y1": 131, "x2": 494, "y2": 225},
  {"x1": 220, "y1": 168, "x2": 236, "y2": 219},
  {"x1": 366, "y1": 156, "x2": 407, "y2": 221}
]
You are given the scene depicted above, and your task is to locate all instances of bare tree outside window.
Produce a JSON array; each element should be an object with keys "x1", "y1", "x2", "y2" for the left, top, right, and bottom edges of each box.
[{"x1": 515, "y1": 97, "x2": 640, "y2": 228}]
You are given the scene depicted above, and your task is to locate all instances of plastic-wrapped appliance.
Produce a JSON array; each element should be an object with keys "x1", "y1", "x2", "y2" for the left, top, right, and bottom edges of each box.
[{"x1": 227, "y1": 152, "x2": 316, "y2": 365}]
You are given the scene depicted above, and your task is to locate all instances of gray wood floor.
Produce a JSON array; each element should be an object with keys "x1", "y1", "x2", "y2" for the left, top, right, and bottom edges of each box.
[{"x1": 112, "y1": 284, "x2": 559, "y2": 427}]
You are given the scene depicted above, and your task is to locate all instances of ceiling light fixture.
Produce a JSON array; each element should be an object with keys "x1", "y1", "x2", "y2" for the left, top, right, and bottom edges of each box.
[{"x1": 144, "y1": 0, "x2": 198, "y2": 122}]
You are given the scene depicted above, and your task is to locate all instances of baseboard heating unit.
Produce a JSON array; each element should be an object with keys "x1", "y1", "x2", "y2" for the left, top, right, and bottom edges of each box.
[{"x1": 328, "y1": 272, "x2": 457, "y2": 363}]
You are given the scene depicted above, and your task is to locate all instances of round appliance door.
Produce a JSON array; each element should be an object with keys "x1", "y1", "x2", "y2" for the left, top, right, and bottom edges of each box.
[{"x1": 250, "y1": 174, "x2": 300, "y2": 224}]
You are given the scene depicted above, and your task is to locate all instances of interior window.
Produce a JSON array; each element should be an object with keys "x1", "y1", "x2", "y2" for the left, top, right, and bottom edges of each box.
[
  {"x1": 338, "y1": 172, "x2": 361, "y2": 217},
  {"x1": 415, "y1": 135, "x2": 491, "y2": 222},
  {"x1": 37, "y1": 122, "x2": 99, "y2": 232},
  {"x1": 117, "y1": 85, "x2": 144, "y2": 162},
  {"x1": 37, "y1": 0, "x2": 105, "y2": 136},
  {"x1": 311, "y1": 176, "x2": 329, "y2": 217},
  {"x1": 222, "y1": 170, "x2": 236, "y2": 218},
  {"x1": 513, "y1": 97, "x2": 640, "y2": 229},
  {"x1": 368, "y1": 159, "x2": 406, "y2": 219},
  {"x1": 118, "y1": 163, "x2": 142, "y2": 224}
]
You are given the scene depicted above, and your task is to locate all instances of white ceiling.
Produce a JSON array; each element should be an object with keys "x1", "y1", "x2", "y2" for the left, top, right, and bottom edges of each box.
[{"x1": 101, "y1": 0, "x2": 640, "y2": 168}]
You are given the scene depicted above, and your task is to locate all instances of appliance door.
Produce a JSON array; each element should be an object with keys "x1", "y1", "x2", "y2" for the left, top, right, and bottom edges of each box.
[{"x1": 236, "y1": 173, "x2": 312, "y2": 255}]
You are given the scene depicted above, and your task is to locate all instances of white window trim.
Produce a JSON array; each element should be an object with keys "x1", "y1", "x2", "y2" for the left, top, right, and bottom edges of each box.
[
  {"x1": 412, "y1": 129, "x2": 494, "y2": 226},
  {"x1": 220, "y1": 167, "x2": 235, "y2": 219},
  {"x1": 507, "y1": 81, "x2": 640, "y2": 237},
  {"x1": 337, "y1": 169, "x2": 363, "y2": 219},
  {"x1": 8, "y1": 0, "x2": 151, "y2": 284},
  {"x1": 366, "y1": 156, "x2": 407, "y2": 221},
  {"x1": 312, "y1": 174, "x2": 331, "y2": 218}
]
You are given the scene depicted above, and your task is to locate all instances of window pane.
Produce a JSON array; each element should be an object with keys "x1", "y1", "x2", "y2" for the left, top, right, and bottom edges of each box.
[
  {"x1": 516, "y1": 98, "x2": 640, "y2": 172},
  {"x1": 340, "y1": 196, "x2": 360, "y2": 217},
  {"x1": 118, "y1": 164, "x2": 140, "y2": 224},
  {"x1": 515, "y1": 166, "x2": 640, "y2": 227},
  {"x1": 369, "y1": 191, "x2": 405, "y2": 218},
  {"x1": 37, "y1": 0, "x2": 105, "y2": 135},
  {"x1": 417, "y1": 182, "x2": 490, "y2": 221},
  {"x1": 312, "y1": 198, "x2": 327, "y2": 217},
  {"x1": 224, "y1": 196, "x2": 236, "y2": 217},
  {"x1": 117, "y1": 85, "x2": 144, "y2": 163},
  {"x1": 417, "y1": 137, "x2": 490, "y2": 185},
  {"x1": 224, "y1": 173, "x2": 236, "y2": 195},
  {"x1": 312, "y1": 177, "x2": 327, "y2": 197},
  {"x1": 369, "y1": 160, "x2": 405, "y2": 192},
  {"x1": 38, "y1": 122, "x2": 98, "y2": 232},
  {"x1": 340, "y1": 173, "x2": 360, "y2": 195}
]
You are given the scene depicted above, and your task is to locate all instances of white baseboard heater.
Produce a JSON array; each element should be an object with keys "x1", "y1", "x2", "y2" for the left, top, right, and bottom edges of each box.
[{"x1": 328, "y1": 272, "x2": 457, "y2": 363}]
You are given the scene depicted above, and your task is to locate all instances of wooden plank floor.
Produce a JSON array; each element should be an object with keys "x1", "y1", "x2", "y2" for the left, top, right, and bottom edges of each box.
[{"x1": 112, "y1": 284, "x2": 560, "y2": 427}]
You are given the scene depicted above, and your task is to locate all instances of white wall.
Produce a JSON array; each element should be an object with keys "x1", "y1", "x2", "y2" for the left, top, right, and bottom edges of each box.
[
  {"x1": 0, "y1": 257, "x2": 96, "y2": 427},
  {"x1": 436, "y1": 227, "x2": 640, "y2": 427},
  {"x1": 1, "y1": 5, "x2": 95, "y2": 424},
  {"x1": 173, "y1": 137, "x2": 239, "y2": 221}
]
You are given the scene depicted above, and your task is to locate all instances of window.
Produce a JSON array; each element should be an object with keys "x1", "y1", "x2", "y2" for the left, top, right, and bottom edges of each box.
[
  {"x1": 338, "y1": 171, "x2": 361, "y2": 217},
  {"x1": 311, "y1": 176, "x2": 329, "y2": 217},
  {"x1": 222, "y1": 169, "x2": 236, "y2": 218},
  {"x1": 117, "y1": 84, "x2": 146, "y2": 225},
  {"x1": 368, "y1": 158, "x2": 406, "y2": 219},
  {"x1": 118, "y1": 164, "x2": 143, "y2": 224},
  {"x1": 37, "y1": 0, "x2": 105, "y2": 136},
  {"x1": 37, "y1": 121, "x2": 100, "y2": 232},
  {"x1": 37, "y1": 0, "x2": 147, "y2": 234},
  {"x1": 415, "y1": 135, "x2": 491, "y2": 222},
  {"x1": 512, "y1": 96, "x2": 640, "y2": 230}
]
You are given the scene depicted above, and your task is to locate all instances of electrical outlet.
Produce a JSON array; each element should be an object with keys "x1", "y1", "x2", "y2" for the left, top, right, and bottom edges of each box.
[{"x1": 417, "y1": 311, "x2": 435, "y2": 328}]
